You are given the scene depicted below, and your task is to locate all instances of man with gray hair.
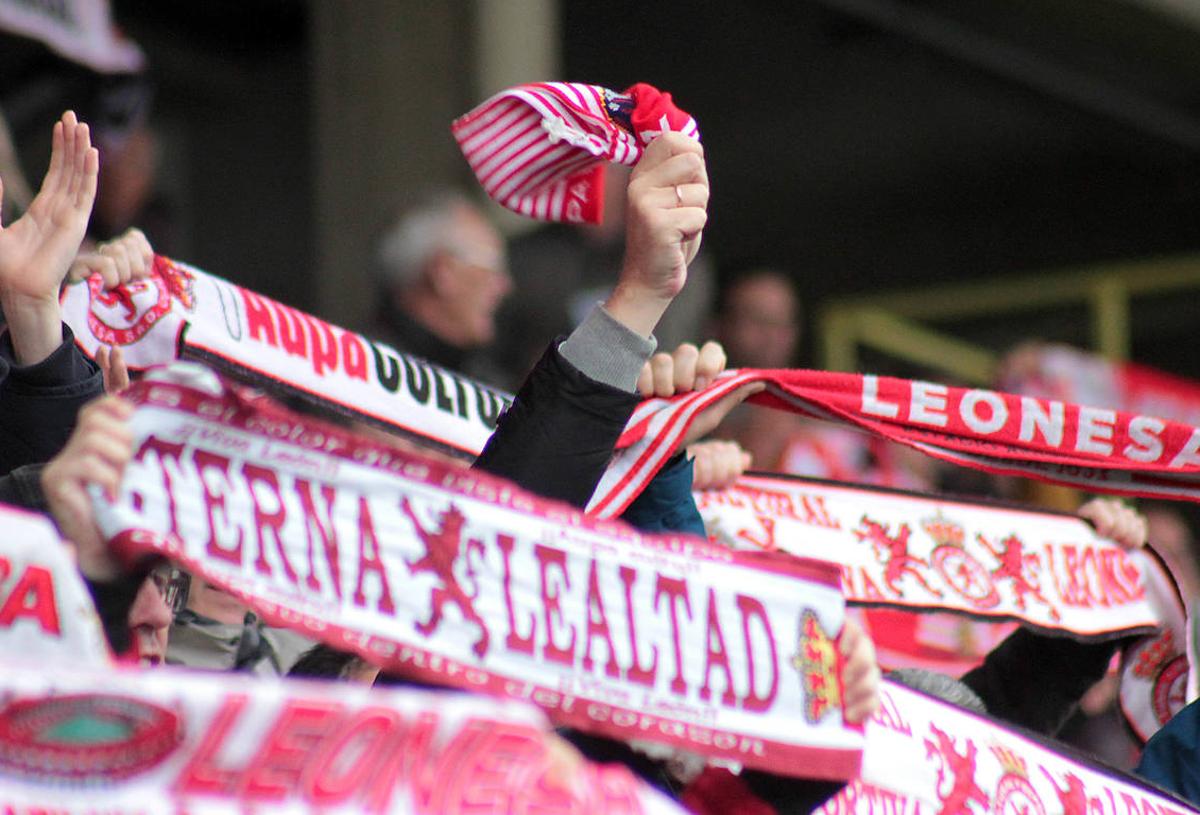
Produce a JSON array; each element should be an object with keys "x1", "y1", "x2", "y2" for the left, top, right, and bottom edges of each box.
[{"x1": 372, "y1": 190, "x2": 512, "y2": 382}]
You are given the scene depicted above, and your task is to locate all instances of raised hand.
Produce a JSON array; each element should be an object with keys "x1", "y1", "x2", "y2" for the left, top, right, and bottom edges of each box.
[
  {"x1": 606, "y1": 132, "x2": 708, "y2": 337},
  {"x1": 1078, "y1": 498, "x2": 1147, "y2": 551},
  {"x1": 0, "y1": 111, "x2": 99, "y2": 364},
  {"x1": 41, "y1": 395, "x2": 134, "y2": 580},
  {"x1": 637, "y1": 339, "x2": 727, "y2": 397}
]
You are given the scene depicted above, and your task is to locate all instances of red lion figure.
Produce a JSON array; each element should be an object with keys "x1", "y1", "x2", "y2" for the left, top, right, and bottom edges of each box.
[
  {"x1": 977, "y1": 533, "x2": 1061, "y2": 622},
  {"x1": 854, "y1": 516, "x2": 943, "y2": 599},
  {"x1": 1041, "y1": 769, "x2": 1089, "y2": 815},
  {"x1": 400, "y1": 498, "x2": 489, "y2": 658},
  {"x1": 924, "y1": 725, "x2": 989, "y2": 815}
]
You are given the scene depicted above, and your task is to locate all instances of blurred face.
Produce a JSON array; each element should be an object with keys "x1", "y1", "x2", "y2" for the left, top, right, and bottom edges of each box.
[
  {"x1": 127, "y1": 576, "x2": 172, "y2": 666},
  {"x1": 718, "y1": 273, "x2": 800, "y2": 369},
  {"x1": 187, "y1": 577, "x2": 249, "y2": 625},
  {"x1": 438, "y1": 206, "x2": 511, "y2": 347}
]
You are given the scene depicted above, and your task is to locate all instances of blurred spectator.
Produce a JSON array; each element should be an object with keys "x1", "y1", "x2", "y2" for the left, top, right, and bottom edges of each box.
[
  {"x1": 289, "y1": 643, "x2": 380, "y2": 684},
  {"x1": 712, "y1": 267, "x2": 931, "y2": 489},
  {"x1": 711, "y1": 267, "x2": 798, "y2": 370},
  {"x1": 495, "y1": 164, "x2": 715, "y2": 386},
  {"x1": 1144, "y1": 503, "x2": 1200, "y2": 600},
  {"x1": 168, "y1": 577, "x2": 311, "y2": 676},
  {"x1": 372, "y1": 190, "x2": 511, "y2": 383}
]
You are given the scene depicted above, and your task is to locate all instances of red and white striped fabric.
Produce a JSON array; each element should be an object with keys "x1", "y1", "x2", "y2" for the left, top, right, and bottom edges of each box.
[{"x1": 452, "y1": 81, "x2": 699, "y2": 224}]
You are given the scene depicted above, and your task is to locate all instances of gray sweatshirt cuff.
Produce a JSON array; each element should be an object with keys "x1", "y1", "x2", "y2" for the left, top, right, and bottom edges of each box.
[{"x1": 558, "y1": 304, "x2": 657, "y2": 394}]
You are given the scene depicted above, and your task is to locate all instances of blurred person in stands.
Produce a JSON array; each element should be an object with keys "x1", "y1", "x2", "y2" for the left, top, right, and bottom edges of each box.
[
  {"x1": 372, "y1": 190, "x2": 511, "y2": 383},
  {"x1": 1060, "y1": 502, "x2": 1200, "y2": 770},
  {"x1": 712, "y1": 267, "x2": 931, "y2": 489},
  {"x1": 1144, "y1": 502, "x2": 1200, "y2": 599}
]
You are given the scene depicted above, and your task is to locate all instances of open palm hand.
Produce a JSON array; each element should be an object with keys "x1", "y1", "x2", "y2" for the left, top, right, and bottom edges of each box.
[{"x1": 0, "y1": 111, "x2": 98, "y2": 305}]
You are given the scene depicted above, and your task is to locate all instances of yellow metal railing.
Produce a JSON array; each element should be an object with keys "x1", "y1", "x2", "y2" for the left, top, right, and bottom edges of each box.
[{"x1": 818, "y1": 253, "x2": 1200, "y2": 384}]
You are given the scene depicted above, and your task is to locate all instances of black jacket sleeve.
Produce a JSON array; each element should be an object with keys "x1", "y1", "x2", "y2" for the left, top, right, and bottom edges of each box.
[
  {"x1": 0, "y1": 325, "x2": 103, "y2": 475},
  {"x1": 0, "y1": 463, "x2": 47, "y2": 512},
  {"x1": 472, "y1": 340, "x2": 640, "y2": 508},
  {"x1": 961, "y1": 626, "x2": 1129, "y2": 736}
]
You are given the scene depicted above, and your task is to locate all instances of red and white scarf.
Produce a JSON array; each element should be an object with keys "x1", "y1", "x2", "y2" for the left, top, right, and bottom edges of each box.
[
  {"x1": 0, "y1": 658, "x2": 684, "y2": 814},
  {"x1": 66, "y1": 261, "x2": 1200, "y2": 522},
  {"x1": 693, "y1": 471, "x2": 1184, "y2": 742},
  {"x1": 819, "y1": 678, "x2": 1200, "y2": 815},
  {"x1": 61, "y1": 256, "x2": 509, "y2": 458},
  {"x1": 591, "y1": 369, "x2": 1200, "y2": 517},
  {"x1": 694, "y1": 473, "x2": 1159, "y2": 639},
  {"x1": 92, "y1": 365, "x2": 865, "y2": 781},
  {"x1": 452, "y1": 82, "x2": 699, "y2": 224}
]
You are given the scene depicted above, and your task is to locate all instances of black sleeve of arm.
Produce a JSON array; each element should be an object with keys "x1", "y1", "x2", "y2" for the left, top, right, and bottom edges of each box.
[
  {"x1": 0, "y1": 463, "x2": 47, "y2": 512},
  {"x1": 741, "y1": 771, "x2": 844, "y2": 815},
  {"x1": 472, "y1": 341, "x2": 639, "y2": 508},
  {"x1": 960, "y1": 626, "x2": 1127, "y2": 736},
  {"x1": 0, "y1": 326, "x2": 102, "y2": 475}
]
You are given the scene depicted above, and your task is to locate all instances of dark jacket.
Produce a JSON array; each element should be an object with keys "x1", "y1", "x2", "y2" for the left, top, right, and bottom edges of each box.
[
  {"x1": 1136, "y1": 698, "x2": 1200, "y2": 806},
  {"x1": 0, "y1": 325, "x2": 103, "y2": 475},
  {"x1": 961, "y1": 625, "x2": 1128, "y2": 736},
  {"x1": 473, "y1": 341, "x2": 640, "y2": 507}
]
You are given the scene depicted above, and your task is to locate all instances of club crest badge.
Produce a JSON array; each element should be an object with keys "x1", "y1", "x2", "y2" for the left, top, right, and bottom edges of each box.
[
  {"x1": 793, "y1": 610, "x2": 842, "y2": 723},
  {"x1": 990, "y1": 744, "x2": 1046, "y2": 815},
  {"x1": 86, "y1": 255, "x2": 195, "y2": 347},
  {"x1": 0, "y1": 693, "x2": 183, "y2": 785}
]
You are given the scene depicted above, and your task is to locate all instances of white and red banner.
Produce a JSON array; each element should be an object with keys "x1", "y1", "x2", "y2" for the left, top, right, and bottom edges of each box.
[
  {"x1": 593, "y1": 369, "x2": 1200, "y2": 517},
  {"x1": 695, "y1": 474, "x2": 1158, "y2": 639},
  {"x1": 61, "y1": 256, "x2": 511, "y2": 458},
  {"x1": 694, "y1": 473, "x2": 1190, "y2": 742},
  {"x1": 820, "y1": 678, "x2": 1200, "y2": 815},
  {"x1": 0, "y1": 659, "x2": 684, "y2": 814},
  {"x1": 64, "y1": 259, "x2": 1200, "y2": 521},
  {"x1": 91, "y1": 365, "x2": 864, "y2": 780},
  {"x1": 0, "y1": 505, "x2": 111, "y2": 667}
]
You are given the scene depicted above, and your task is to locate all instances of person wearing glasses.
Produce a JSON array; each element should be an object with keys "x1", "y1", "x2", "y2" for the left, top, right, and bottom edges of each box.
[{"x1": 167, "y1": 577, "x2": 312, "y2": 676}]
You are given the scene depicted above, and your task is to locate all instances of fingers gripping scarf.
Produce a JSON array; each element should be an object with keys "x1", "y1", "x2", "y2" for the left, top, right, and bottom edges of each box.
[{"x1": 452, "y1": 81, "x2": 699, "y2": 224}]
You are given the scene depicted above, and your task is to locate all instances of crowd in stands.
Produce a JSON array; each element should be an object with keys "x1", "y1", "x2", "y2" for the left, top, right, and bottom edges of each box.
[{"x1": 4, "y1": 14, "x2": 1200, "y2": 815}]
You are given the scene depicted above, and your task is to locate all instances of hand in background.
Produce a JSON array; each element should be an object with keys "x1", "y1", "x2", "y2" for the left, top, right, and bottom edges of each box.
[
  {"x1": 96, "y1": 345, "x2": 130, "y2": 394},
  {"x1": 1078, "y1": 497, "x2": 1147, "y2": 551},
  {"x1": 688, "y1": 439, "x2": 752, "y2": 491},
  {"x1": 839, "y1": 616, "x2": 882, "y2": 725}
]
